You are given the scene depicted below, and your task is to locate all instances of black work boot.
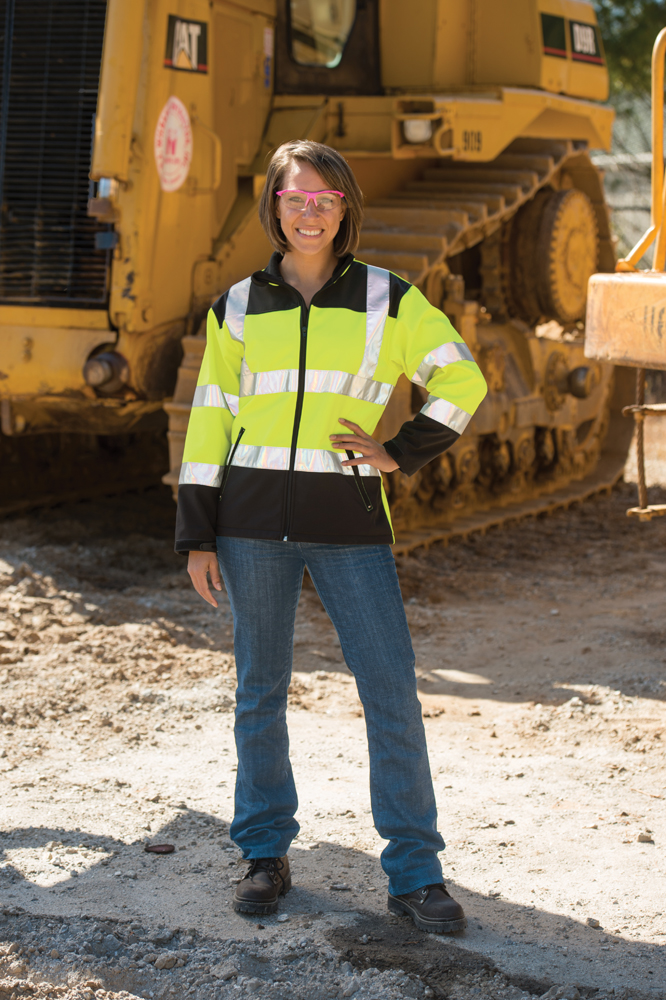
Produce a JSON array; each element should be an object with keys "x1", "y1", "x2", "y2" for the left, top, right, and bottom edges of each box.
[
  {"x1": 232, "y1": 856, "x2": 291, "y2": 914},
  {"x1": 387, "y1": 882, "x2": 467, "y2": 933}
]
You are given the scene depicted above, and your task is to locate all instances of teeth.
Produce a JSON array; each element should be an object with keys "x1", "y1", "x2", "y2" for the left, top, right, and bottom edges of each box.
[{"x1": 297, "y1": 228, "x2": 323, "y2": 236}]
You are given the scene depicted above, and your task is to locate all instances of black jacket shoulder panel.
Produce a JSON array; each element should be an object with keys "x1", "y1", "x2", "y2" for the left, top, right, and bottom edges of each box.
[
  {"x1": 388, "y1": 271, "x2": 412, "y2": 319},
  {"x1": 313, "y1": 258, "x2": 367, "y2": 312},
  {"x1": 211, "y1": 291, "x2": 228, "y2": 327},
  {"x1": 247, "y1": 279, "x2": 300, "y2": 315}
]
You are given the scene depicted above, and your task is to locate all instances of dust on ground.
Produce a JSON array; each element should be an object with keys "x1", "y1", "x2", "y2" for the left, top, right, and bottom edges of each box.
[{"x1": 0, "y1": 454, "x2": 665, "y2": 1000}]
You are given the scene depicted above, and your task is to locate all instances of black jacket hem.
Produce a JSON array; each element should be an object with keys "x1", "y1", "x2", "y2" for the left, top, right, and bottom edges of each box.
[{"x1": 215, "y1": 527, "x2": 394, "y2": 545}]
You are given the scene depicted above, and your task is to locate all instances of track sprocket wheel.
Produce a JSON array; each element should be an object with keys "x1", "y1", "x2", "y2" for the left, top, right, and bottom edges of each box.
[{"x1": 536, "y1": 188, "x2": 599, "y2": 324}]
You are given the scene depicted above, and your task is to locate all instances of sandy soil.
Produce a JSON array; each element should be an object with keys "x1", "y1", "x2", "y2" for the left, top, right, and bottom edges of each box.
[{"x1": 0, "y1": 442, "x2": 665, "y2": 1000}]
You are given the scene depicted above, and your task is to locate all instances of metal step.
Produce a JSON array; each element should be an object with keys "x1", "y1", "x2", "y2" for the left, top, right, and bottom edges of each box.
[
  {"x1": 420, "y1": 176, "x2": 524, "y2": 203},
  {"x1": 488, "y1": 153, "x2": 555, "y2": 176},
  {"x1": 356, "y1": 231, "x2": 447, "y2": 253},
  {"x1": 402, "y1": 186, "x2": 506, "y2": 214},
  {"x1": 378, "y1": 196, "x2": 490, "y2": 223},
  {"x1": 354, "y1": 249, "x2": 431, "y2": 274},
  {"x1": 363, "y1": 205, "x2": 470, "y2": 230},
  {"x1": 424, "y1": 168, "x2": 539, "y2": 191}
]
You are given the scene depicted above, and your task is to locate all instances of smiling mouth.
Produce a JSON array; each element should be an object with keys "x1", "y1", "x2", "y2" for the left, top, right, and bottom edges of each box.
[{"x1": 296, "y1": 228, "x2": 323, "y2": 237}]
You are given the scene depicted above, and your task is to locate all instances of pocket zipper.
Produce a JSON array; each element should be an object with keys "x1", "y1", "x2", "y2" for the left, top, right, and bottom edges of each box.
[
  {"x1": 345, "y1": 450, "x2": 374, "y2": 512},
  {"x1": 220, "y1": 427, "x2": 246, "y2": 495}
]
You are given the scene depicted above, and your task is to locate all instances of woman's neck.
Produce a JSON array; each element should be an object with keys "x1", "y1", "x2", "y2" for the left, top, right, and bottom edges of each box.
[{"x1": 279, "y1": 248, "x2": 338, "y2": 308}]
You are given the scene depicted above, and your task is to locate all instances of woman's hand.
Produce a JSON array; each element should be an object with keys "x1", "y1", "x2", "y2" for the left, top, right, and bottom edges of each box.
[
  {"x1": 330, "y1": 418, "x2": 400, "y2": 473},
  {"x1": 187, "y1": 550, "x2": 223, "y2": 608}
]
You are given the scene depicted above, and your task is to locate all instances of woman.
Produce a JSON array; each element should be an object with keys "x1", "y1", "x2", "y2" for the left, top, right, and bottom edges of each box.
[{"x1": 175, "y1": 139, "x2": 487, "y2": 933}]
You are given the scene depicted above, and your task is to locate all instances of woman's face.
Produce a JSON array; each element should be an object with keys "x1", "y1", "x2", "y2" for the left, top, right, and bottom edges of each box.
[{"x1": 275, "y1": 160, "x2": 346, "y2": 259}]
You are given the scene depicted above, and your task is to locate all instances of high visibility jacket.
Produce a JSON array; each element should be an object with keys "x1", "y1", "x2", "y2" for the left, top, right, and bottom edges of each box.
[{"x1": 175, "y1": 253, "x2": 487, "y2": 551}]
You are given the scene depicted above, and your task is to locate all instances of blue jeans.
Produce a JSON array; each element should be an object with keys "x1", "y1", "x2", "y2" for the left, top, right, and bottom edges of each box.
[{"x1": 216, "y1": 537, "x2": 445, "y2": 896}]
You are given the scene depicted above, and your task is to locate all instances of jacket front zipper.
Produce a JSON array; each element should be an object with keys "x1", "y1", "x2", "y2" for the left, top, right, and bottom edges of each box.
[
  {"x1": 282, "y1": 302, "x2": 309, "y2": 540},
  {"x1": 220, "y1": 426, "x2": 245, "y2": 495},
  {"x1": 276, "y1": 262, "x2": 353, "y2": 541}
]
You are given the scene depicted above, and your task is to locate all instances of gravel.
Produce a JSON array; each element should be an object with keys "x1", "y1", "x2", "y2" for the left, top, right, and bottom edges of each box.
[{"x1": 1, "y1": 482, "x2": 665, "y2": 1000}]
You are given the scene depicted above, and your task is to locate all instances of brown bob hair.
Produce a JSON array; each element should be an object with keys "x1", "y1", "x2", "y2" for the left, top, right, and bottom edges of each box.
[{"x1": 259, "y1": 140, "x2": 364, "y2": 258}]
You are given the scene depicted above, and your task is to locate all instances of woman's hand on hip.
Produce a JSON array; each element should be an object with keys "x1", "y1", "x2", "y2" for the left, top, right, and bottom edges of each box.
[
  {"x1": 330, "y1": 418, "x2": 399, "y2": 473},
  {"x1": 187, "y1": 550, "x2": 223, "y2": 608}
]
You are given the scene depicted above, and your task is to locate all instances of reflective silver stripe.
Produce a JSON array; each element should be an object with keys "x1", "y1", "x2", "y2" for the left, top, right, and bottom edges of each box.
[
  {"x1": 357, "y1": 265, "x2": 390, "y2": 379},
  {"x1": 412, "y1": 341, "x2": 476, "y2": 388},
  {"x1": 239, "y1": 365, "x2": 393, "y2": 405},
  {"x1": 240, "y1": 362, "x2": 299, "y2": 397},
  {"x1": 224, "y1": 277, "x2": 252, "y2": 344},
  {"x1": 231, "y1": 443, "x2": 381, "y2": 477},
  {"x1": 192, "y1": 384, "x2": 240, "y2": 415},
  {"x1": 178, "y1": 462, "x2": 225, "y2": 487},
  {"x1": 420, "y1": 395, "x2": 472, "y2": 434},
  {"x1": 305, "y1": 370, "x2": 393, "y2": 405}
]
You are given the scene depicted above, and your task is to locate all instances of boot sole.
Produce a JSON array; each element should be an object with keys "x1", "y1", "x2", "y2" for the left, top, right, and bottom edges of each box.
[
  {"x1": 233, "y1": 875, "x2": 292, "y2": 915},
  {"x1": 387, "y1": 895, "x2": 467, "y2": 934}
]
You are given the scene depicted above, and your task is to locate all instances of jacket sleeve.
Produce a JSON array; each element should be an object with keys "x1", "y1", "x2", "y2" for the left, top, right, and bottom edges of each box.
[
  {"x1": 174, "y1": 298, "x2": 244, "y2": 554},
  {"x1": 383, "y1": 284, "x2": 487, "y2": 476}
]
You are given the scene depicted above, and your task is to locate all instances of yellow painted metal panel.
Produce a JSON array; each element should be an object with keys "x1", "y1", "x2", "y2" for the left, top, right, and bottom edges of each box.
[
  {"x1": 296, "y1": 91, "x2": 614, "y2": 163},
  {"x1": 0, "y1": 327, "x2": 112, "y2": 396},
  {"x1": 474, "y1": 0, "x2": 541, "y2": 88},
  {"x1": 432, "y1": 0, "x2": 469, "y2": 88},
  {"x1": 379, "y1": 0, "x2": 439, "y2": 89},
  {"x1": 585, "y1": 273, "x2": 666, "y2": 371},
  {"x1": 0, "y1": 307, "x2": 109, "y2": 330},
  {"x1": 92, "y1": 0, "x2": 147, "y2": 182}
]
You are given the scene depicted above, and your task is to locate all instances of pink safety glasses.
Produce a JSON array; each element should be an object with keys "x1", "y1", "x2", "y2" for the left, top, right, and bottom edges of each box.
[{"x1": 276, "y1": 189, "x2": 346, "y2": 211}]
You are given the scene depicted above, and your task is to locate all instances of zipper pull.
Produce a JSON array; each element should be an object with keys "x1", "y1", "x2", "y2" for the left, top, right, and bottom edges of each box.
[
  {"x1": 220, "y1": 426, "x2": 246, "y2": 495},
  {"x1": 346, "y1": 450, "x2": 375, "y2": 512}
]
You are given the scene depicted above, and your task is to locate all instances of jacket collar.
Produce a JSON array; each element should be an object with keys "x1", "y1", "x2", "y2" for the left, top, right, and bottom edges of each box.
[{"x1": 252, "y1": 251, "x2": 356, "y2": 290}]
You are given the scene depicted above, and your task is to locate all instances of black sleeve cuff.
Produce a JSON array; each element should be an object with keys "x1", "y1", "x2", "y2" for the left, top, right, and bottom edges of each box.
[
  {"x1": 174, "y1": 540, "x2": 217, "y2": 556},
  {"x1": 384, "y1": 440, "x2": 403, "y2": 464},
  {"x1": 383, "y1": 412, "x2": 460, "y2": 477},
  {"x1": 174, "y1": 484, "x2": 219, "y2": 554}
]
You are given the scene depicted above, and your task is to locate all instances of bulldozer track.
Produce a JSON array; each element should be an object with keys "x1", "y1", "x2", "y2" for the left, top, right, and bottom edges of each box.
[
  {"x1": 392, "y1": 450, "x2": 626, "y2": 556},
  {"x1": 0, "y1": 476, "x2": 166, "y2": 520},
  {"x1": 356, "y1": 137, "x2": 612, "y2": 283}
]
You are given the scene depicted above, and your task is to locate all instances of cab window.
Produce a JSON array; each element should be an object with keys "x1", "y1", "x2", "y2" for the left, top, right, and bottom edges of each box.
[{"x1": 290, "y1": 0, "x2": 357, "y2": 68}]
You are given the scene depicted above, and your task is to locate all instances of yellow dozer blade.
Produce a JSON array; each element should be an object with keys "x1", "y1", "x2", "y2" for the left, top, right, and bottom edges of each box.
[{"x1": 585, "y1": 28, "x2": 666, "y2": 521}]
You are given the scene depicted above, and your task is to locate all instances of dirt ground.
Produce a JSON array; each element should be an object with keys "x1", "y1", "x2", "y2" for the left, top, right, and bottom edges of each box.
[{"x1": 0, "y1": 430, "x2": 665, "y2": 1000}]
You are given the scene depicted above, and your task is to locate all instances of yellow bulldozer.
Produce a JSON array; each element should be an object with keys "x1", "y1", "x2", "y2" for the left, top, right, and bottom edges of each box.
[{"x1": 0, "y1": 0, "x2": 633, "y2": 539}]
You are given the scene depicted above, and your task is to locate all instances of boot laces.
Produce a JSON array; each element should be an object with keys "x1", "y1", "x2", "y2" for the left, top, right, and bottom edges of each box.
[
  {"x1": 245, "y1": 856, "x2": 285, "y2": 885},
  {"x1": 420, "y1": 882, "x2": 449, "y2": 897}
]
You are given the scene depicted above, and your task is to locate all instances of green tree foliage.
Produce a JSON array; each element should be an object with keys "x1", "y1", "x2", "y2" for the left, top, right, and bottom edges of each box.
[{"x1": 595, "y1": 1, "x2": 666, "y2": 96}]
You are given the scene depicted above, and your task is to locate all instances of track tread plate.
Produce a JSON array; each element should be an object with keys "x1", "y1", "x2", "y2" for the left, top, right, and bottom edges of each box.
[
  {"x1": 392, "y1": 453, "x2": 626, "y2": 556},
  {"x1": 0, "y1": 476, "x2": 164, "y2": 518}
]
